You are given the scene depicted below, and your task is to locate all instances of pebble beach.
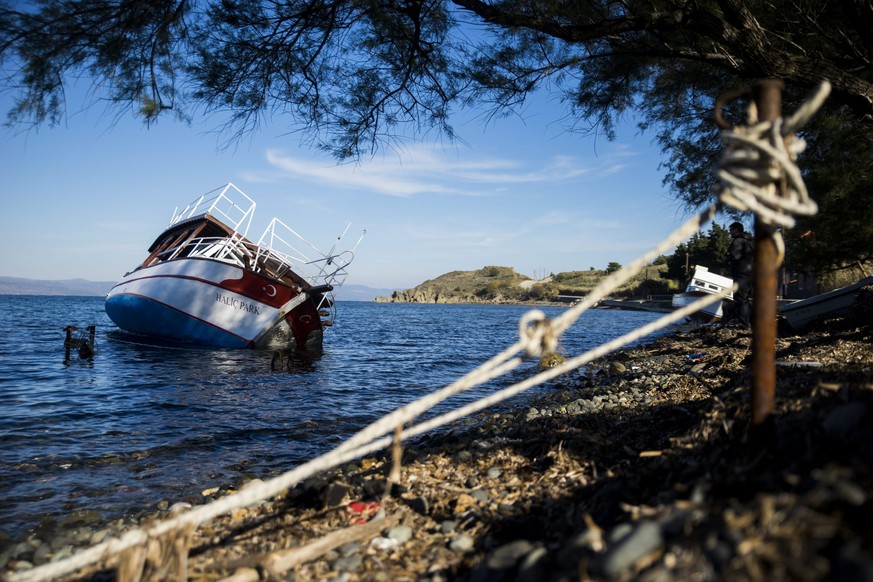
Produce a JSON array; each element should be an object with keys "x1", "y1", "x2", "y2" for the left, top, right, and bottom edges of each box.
[{"x1": 2, "y1": 312, "x2": 872, "y2": 581}]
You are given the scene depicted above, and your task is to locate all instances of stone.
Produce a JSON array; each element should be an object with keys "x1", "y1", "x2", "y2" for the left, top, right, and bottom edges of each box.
[
  {"x1": 487, "y1": 539, "x2": 534, "y2": 569},
  {"x1": 609, "y1": 361, "x2": 627, "y2": 375},
  {"x1": 822, "y1": 403, "x2": 868, "y2": 439},
  {"x1": 449, "y1": 535, "x2": 475, "y2": 552},
  {"x1": 403, "y1": 495, "x2": 429, "y2": 515},
  {"x1": 31, "y1": 543, "x2": 51, "y2": 566},
  {"x1": 486, "y1": 467, "x2": 503, "y2": 479},
  {"x1": 470, "y1": 489, "x2": 490, "y2": 504},
  {"x1": 60, "y1": 509, "x2": 102, "y2": 528},
  {"x1": 387, "y1": 525, "x2": 413, "y2": 543},
  {"x1": 597, "y1": 521, "x2": 663, "y2": 578},
  {"x1": 516, "y1": 546, "x2": 549, "y2": 582},
  {"x1": 322, "y1": 483, "x2": 351, "y2": 507},
  {"x1": 331, "y1": 554, "x2": 362, "y2": 572},
  {"x1": 362, "y1": 478, "x2": 387, "y2": 498},
  {"x1": 169, "y1": 502, "x2": 192, "y2": 514},
  {"x1": 370, "y1": 536, "x2": 399, "y2": 551},
  {"x1": 338, "y1": 541, "x2": 362, "y2": 556}
]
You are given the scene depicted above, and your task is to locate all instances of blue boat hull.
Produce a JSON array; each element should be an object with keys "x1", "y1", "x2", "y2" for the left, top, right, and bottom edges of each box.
[{"x1": 105, "y1": 293, "x2": 251, "y2": 348}]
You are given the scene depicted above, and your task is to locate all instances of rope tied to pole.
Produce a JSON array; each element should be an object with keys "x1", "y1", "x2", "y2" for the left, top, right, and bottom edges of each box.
[
  {"x1": 9, "y1": 81, "x2": 832, "y2": 582},
  {"x1": 518, "y1": 309, "x2": 559, "y2": 358},
  {"x1": 715, "y1": 81, "x2": 831, "y2": 229}
]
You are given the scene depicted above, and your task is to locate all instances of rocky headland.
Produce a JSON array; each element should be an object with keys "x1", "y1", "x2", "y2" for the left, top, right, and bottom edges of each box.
[{"x1": 374, "y1": 265, "x2": 667, "y2": 305}]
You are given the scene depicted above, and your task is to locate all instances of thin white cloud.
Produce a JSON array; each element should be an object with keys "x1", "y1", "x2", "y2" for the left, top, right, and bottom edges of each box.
[
  {"x1": 265, "y1": 150, "x2": 468, "y2": 197},
  {"x1": 261, "y1": 144, "x2": 629, "y2": 198},
  {"x1": 531, "y1": 211, "x2": 575, "y2": 226}
]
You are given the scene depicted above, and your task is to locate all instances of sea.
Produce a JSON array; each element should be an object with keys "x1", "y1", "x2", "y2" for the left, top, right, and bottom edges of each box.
[{"x1": 0, "y1": 296, "x2": 669, "y2": 540}]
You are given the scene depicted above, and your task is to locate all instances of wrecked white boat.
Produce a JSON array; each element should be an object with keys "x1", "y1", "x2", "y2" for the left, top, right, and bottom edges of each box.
[
  {"x1": 779, "y1": 276, "x2": 873, "y2": 330},
  {"x1": 671, "y1": 266, "x2": 734, "y2": 322},
  {"x1": 105, "y1": 183, "x2": 363, "y2": 350}
]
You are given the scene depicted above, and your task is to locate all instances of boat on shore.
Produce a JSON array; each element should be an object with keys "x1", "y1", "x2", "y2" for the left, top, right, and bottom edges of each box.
[
  {"x1": 671, "y1": 266, "x2": 734, "y2": 322},
  {"x1": 595, "y1": 298, "x2": 674, "y2": 313},
  {"x1": 779, "y1": 276, "x2": 873, "y2": 330},
  {"x1": 105, "y1": 183, "x2": 362, "y2": 350}
]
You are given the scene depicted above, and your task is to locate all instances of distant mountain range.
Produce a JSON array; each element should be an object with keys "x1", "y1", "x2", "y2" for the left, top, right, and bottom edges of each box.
[
  {"x1": 0, "y1": 277, "x2": 116, "y2": 296},
  {"x1": 0, "y1": 276, "x2": 395, "y2": 301}
]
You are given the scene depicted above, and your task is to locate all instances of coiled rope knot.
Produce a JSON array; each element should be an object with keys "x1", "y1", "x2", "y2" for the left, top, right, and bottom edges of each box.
[
  {"x1": 716, "y1": 81, "x2": 831, "y2": 228},
  {"x1": 518, "y1": 309, "x2": 558, "y2": 358}
]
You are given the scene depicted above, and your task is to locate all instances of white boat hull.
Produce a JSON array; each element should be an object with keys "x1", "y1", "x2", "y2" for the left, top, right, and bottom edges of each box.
[
  {"x1": 779, "y1": 276, "x2": 873, "y2": 330},
  {"x1": 106, "y1": 258, "x2": 322, "y2": 350},
  {"x1": 672, "y1": 292, "x2": 725, "y2": 320},
  {"x1": 671, "y1": 266, "x2": 734, "y2": 322}
]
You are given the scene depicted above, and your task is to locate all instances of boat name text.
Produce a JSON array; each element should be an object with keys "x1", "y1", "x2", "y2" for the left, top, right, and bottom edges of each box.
[{"x1": 216, "y1": 293, "x2": 261, "y2": 315}]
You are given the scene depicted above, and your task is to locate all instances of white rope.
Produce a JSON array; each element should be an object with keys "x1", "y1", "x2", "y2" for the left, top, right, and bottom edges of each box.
[
  {"x1": 359, "y1": 291, "x2": 727, "y2": 452},
  {"x1": 10, "y1": 83, "x2": 831, "y2": 582},
  {"x1": 328, "y1": 203, "x2": 718, "y2": 462},
  {"x1": 715, "y1": 81, "x2": 830, "y2": 227},
  {"x1": 8, "y1": 205, "x2": 717, "y2": 582}
]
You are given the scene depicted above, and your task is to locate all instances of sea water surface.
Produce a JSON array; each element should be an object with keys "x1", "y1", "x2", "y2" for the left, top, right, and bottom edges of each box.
[{"x1": 0, "y1": 296, "x2": 668, "y2": 539}]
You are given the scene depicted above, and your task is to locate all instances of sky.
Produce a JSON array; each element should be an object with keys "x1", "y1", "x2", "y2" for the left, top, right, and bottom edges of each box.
[{"x1": 1, "y1": 84, "x2": 693, "y2": 291}]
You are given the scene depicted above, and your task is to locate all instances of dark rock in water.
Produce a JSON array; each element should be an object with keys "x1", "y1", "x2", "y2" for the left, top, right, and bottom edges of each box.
[
  {"x1": 60, "y1": 510, "x2": 102, "y2": 528},
  {"x1": 270, "y1": 348, "x2": 321, "y2": 371},
  {"x1": 271, "y1": 349, "x2": 292, "y2": 370}
]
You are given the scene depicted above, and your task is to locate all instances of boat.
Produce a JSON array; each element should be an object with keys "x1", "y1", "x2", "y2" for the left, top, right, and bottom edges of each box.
[
  {"x1": 779, "y1": 276, "x2": 873, "y2": 330},
  {"x1": 596, "y1": 298, "x2": 673, "y2": 313},
  {"x1": 671, "y1": 266, "x2": 734, "y2": 322},
  {"x1": 105, "y1": 183, "x2": 363, "y2": 350}
]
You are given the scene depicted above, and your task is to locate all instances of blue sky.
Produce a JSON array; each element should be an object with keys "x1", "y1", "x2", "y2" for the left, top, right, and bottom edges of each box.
[{"x1": 2, "y1": 85, "x2": 691, "y2": 291}]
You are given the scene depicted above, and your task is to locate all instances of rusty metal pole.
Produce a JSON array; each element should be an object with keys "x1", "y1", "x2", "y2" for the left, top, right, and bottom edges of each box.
[{"x1": 749, "y1": 79, "x2": 784, "y2": 451}]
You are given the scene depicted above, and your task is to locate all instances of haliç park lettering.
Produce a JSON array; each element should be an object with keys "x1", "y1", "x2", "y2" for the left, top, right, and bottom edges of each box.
[{"x1": 215, "y1": 293, "x2": 261, "y2": 315}]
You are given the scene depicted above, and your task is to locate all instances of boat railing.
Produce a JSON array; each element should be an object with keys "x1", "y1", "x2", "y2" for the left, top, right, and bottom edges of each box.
[
  {"x1": 255, "y1": 218, "x2": 337, "y2": 284},
  {"x1": 305, "y1": 250, "x2": 355, "y2": 288},
  {"x1": 307, "y1": 250, "x2": 356, "y2": 321},
  {"x1": 255, "y1": 218, "x2": 362, "y2": 319},
  {"x1": 161, "y1": 235, "x2": 257, "y2": 269},
  {"x1": 169, "y1": 183, "x2": 256, "y2": 240}
]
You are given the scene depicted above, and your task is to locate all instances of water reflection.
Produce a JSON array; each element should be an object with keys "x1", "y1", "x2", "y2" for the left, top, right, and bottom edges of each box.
[{"x1": 269, "y1": 348, "x2": 322, "y2": 373}]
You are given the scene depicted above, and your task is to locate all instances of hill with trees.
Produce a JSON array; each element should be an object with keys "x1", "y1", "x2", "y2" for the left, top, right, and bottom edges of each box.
[
  {"x1": 375, "y1": 263, "x2": 674, "y2": 305},
  {"x1": 376, "y1": 220, "x2": 869, "y2": 305}
]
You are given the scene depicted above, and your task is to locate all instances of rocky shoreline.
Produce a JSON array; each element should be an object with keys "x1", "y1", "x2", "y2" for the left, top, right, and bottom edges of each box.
[{"x1": 2, "y1": 315, "x2": 872, "y2": 581}]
